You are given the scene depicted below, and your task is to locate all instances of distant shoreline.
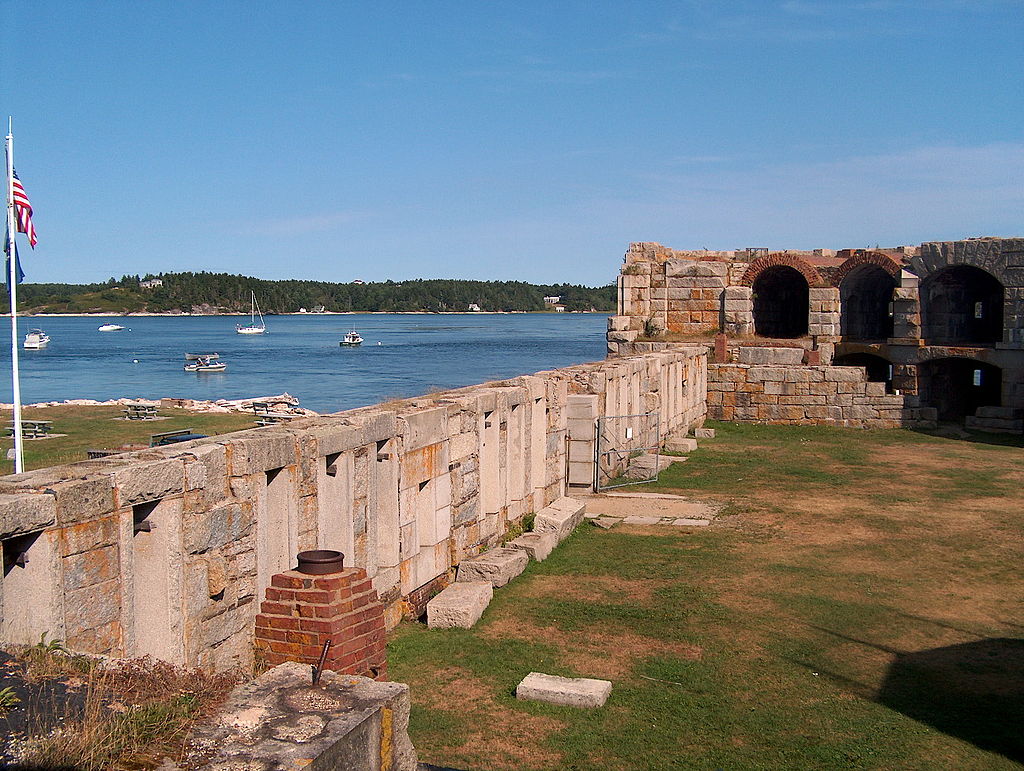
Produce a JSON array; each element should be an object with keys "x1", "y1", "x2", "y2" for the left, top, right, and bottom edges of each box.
[{"x1": 23, "y1": 310, "x2": 601, "y2": 317}]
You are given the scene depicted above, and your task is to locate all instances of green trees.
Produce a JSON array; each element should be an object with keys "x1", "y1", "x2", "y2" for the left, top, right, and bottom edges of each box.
[{"x1": 7, "y1": 273, "x2": 616, "y2": 314}]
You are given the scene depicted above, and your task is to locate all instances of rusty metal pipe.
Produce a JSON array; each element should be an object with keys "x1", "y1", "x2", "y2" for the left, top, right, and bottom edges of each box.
[{"x1": 311, "y1": 639, "x2": 332, "y2": 686}]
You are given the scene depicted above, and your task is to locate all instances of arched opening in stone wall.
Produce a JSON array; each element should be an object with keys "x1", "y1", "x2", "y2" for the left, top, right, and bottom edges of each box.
[
  {"x1": 918, "y1": 358, "x2": 1001, "y2": 421},
  {"x1": 920, "y1": 266, "x2": 1004, "y2": 345},
  {"x1": 840, "y1": 265, "x2": 897, "y2": 341},
  {"x1": 833, "y1": 352, "x2": 894, "y2": 392},
  {"x1": 752, "y1": 266, "x2": 809, "y2": 338}
]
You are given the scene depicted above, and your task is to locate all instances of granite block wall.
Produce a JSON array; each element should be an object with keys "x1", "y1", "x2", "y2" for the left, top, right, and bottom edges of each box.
[{"x1": 0, "y1": 348, "x2": 707, "y2": 670}]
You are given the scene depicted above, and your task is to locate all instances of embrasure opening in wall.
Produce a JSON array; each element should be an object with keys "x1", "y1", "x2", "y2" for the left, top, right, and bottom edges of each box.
[
  {"x1": 132, "y1": 500, "x2": 160, "y2": 534},
  {"x1": 2, "y1": 531, "x2": 39, "y2": 577},
  {"x1": 325, "y1": 452, "x2": 341, "y2": 477}
]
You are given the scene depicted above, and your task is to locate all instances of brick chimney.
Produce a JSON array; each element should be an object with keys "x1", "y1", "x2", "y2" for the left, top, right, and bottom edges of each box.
[{"x1": 254, "y1": 567, "x2": 387, "y2": 680}]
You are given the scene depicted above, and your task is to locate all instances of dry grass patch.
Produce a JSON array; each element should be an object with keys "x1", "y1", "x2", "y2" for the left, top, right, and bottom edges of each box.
[
  {"x1": 482, "y1": 616, "x2": 701, "y2": 681},
  {"x1": 413, "y1": 665, "x2": 565, "y2": 770},
  {"x1": 516, "y1": 573, "x2": 668, "y2": 604}
]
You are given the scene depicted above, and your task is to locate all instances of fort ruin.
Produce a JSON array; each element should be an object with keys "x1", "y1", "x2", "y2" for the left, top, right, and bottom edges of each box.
[
  {"x1": 0, "y1": 236, "x2": 1019, "y2": 766},
  {"x1": 608, "y1": 237, "x2": 1023, "y2": 431}
]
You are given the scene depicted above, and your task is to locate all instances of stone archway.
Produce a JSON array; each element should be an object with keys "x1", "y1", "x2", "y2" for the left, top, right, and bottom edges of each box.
[
  {"x1": 920, "y1": 266, "x2": 1004, "y2": 345},
  {"x1": 918, "y1": 358, "x2": 1001, "y2": 421},
  {"x1": 752, "y1": 265, "x2": 809, "y2": 338},
  {"x1": 840, "y1": 264, "x2": 897, "y2": 341}
]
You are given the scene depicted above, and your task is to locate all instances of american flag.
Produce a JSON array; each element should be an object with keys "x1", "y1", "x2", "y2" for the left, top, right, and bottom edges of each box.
[{"x1": 12, "y1": 169, "x2": 37, "y2": 248}]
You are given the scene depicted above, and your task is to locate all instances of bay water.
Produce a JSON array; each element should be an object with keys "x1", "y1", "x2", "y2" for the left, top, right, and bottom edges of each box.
[{"x1": 2, "y1": 313, "x2": 609, "y2": 413}]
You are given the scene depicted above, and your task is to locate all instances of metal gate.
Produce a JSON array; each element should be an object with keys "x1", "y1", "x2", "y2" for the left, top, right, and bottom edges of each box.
[{"x1": 595, "y1": 411, "x2": 660, "y2": 491}]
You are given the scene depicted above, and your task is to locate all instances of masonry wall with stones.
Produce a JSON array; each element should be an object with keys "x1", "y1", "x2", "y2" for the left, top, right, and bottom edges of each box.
[
  {"x1": 707, "y1": 363, "x2": 934, "y2": 428},
  {"x1": 609, "y1": 237, "x2": 1024, "y2": 431},
  {"x1": 0, "y1": 349, "x2": 706, "y2": 670}
]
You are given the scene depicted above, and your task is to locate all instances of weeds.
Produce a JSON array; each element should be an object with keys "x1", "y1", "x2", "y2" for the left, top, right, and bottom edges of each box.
[
  {"x1": 9, "y1": 654, "x2": 238, "y2": 771},
  {"x1": 20, "y1": 633, "x2": 95, "y2": 681},
  {"x1": 0, "y1": 686, "x2": 20, "y2": 715}
]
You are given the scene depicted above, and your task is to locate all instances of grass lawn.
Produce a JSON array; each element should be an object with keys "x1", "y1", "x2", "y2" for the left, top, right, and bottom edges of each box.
[
  {"x1": 0, "y1": 405, "x2": 258, "y2": 474},
  {"x1": 389, "y1": 421, "x2": 1024, "y2": 770}
]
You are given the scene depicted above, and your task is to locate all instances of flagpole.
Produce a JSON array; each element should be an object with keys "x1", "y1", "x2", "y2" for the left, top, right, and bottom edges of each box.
[{"x1": 6, "y1": 118, "x2": 25, "y2": 474}]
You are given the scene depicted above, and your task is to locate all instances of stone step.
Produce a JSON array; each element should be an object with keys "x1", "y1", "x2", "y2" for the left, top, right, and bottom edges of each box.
[
  {"x1": 456, "y1": 547, "x2": 529, "y2": 587},
  {"x1": 506, "y1": 531, "x2": 556, "y2": 562},
  {"x1": 426, "y1": 581, "x2": 493, "y2": 629},
  {"x1": 533, "y1": 497, "x2": 586, "y2": 542},
  {"x1": 663, "y1": 437, "x2": 698, "y2": 453},
  {"x1": 515, "y1": 672, "x2": 612, "y2": 708},
  {"x1": 965, "y1": 416, "x2": 1024, "y2": 433}
]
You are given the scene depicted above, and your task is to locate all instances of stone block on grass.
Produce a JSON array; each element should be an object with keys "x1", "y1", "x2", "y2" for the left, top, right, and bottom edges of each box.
[
  {"x1": 427, "y1": 582, "x2": 493, "y2": 629},
  {"x1": 534, "y1": 497, "x2": 586, "y2": 542},
  {"x1": 694, "y1": 428, "x2": 716, "y2": 439},
  {"x1": 664, "y1": 437, "x2": 698, "y2": 453},
  {"x1": 507, "y1": 531, "x2": 556, "y2": 562},
  {"x1": 456, "y1": 547, "x2": 529, "y2": 587},
  {"x1": 516, "y1": 672, "x2": 612, "y2": 708}
]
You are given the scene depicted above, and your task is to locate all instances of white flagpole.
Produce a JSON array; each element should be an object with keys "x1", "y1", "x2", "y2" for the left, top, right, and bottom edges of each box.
[{"x1": 6, "y1": 118, "x2": 25, "y2": 474}]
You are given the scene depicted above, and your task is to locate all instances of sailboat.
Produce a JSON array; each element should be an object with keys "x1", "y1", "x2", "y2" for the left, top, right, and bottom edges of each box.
[{"x1": 236, "y1": 291, "x2": 266, "y2": 335}]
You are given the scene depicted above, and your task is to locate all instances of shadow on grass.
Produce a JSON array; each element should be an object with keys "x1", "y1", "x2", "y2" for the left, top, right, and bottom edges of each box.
[
  {"x1": 789, "y1": 624, "x2": 1024, "y2": 765},
  {"x1": 910, "y1": 425, "x2": 1024, "y2": 449},
  {"x1": 878, "y1": 638, "x2": 1024, "y2": 763}
]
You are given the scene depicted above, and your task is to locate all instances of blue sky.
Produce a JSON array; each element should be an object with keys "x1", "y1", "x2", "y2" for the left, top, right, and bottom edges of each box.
[{"x1": 3, "y1": 1, "x2": 1022, "y2": 286}]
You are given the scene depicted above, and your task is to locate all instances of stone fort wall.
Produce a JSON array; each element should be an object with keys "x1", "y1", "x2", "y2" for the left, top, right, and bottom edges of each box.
[
  {"x1": 0, "y1": 348, "x2": 706, "y2": 669},
  {"x1": 608, "y1": 237, "x2": 1024, "y2": 430}
]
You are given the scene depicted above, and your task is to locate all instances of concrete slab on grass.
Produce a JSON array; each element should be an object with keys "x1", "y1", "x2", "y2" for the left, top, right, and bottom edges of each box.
[
  {"x1": 507, "y1": 531, "x2": 556, "y2": 562},
  {"x1": 516, "y1": 672, "x2": 612, "y2": 708},
  {"x1": 672, "y1": 518, "x2": 710, "y2": 527},
  {"x1": 622, "y1": 516, "x2": 662, "y2": 525},
  {"x1": 427, "y1": 582, "x2": 493, "y2": 629},
  {"x1": 456, "y1": 547, "x2": 528, "y2": 587}
]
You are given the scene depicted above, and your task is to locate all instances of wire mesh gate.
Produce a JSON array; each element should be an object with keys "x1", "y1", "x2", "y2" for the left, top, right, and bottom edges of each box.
[{"x1": 595, "y1": 411, "x2": 661, "y2": 491}]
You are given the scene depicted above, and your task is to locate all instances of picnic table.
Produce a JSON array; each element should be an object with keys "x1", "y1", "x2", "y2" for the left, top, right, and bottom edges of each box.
[
  {"x1": 7, "y1": 420, "x2": 53, "y2": 439},
  {"x1": 124, "y1": 403, "x2": 158, "y2": 420},
  {"x1": 251, "y1": 401, "x2": 296, "y2": 427},
  {"x1": 149, "y1": 428, "x2": 208, "y2": 447}
]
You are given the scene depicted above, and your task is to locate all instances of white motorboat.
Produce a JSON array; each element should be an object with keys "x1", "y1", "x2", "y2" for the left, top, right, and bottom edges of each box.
[
  {"x1": 98, "y1": 322, "x2": 126, "y2": 332},
  {"x1": 340, "y1": 330, "x2": 363, "y2": 347},
  {"x1": 236, "y1": 291, "x2": 266, "y2": 334},
  {"x1": 184, "y1": 354, "x2": 227, "y2": 373},
  {"x1": 23, "y1": 329, "x2": 50, "y2": 349}
]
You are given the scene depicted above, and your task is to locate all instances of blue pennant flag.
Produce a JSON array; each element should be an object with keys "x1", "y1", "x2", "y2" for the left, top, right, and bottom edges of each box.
[{"x1": 4, "y1": 227, "x2": 26, "y2": 290}]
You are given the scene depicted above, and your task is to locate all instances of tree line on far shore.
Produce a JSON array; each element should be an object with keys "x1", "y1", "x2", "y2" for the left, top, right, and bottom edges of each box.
[{"x1": 5, "y1": 272, "x2": 616, "y2": 314}]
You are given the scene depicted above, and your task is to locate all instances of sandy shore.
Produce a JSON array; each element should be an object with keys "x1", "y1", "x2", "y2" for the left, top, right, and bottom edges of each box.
[{"x1": 0, "y1": 393, "x2": 320, "y2": 416}]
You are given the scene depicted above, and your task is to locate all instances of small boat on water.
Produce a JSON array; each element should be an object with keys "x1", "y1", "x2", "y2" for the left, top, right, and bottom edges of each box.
[
  {"x1": 236, "y1": 291, "x2": 266, "y2": 335},
  {"x1": 184, "y1": 354, "x2": 227, "y2": 373},
  {"x1": 23, "y1": 329, "x2": 50, "y2": 349},
  {"x1": 340, "y1": 330, "x2": 363, "y2": 347},
  {"x1": 98, "y1": 322, "x2": 126, "y2": 332}
]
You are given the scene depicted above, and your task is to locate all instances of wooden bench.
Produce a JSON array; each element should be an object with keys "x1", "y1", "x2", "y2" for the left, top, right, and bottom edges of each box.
[
  {"x1": 150, "y1": 429, "x2": 207, "y2": 447},
  {"x1": 251, "y1": 402, "x2": 296, "y2": 427},
  {"x1": 7, "y1": 420, "x2": 53, "y2": 439},
  {"x1": 123, "y1": 403, "x2": 158, "y2": 420}
]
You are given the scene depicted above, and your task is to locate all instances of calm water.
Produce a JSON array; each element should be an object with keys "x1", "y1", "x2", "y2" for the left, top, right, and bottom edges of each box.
[{"x1": 1, "y1": 314, "x2": 609, "y2": 413}]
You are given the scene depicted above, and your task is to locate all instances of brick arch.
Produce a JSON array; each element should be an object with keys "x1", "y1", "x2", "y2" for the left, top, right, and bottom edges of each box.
[
  {"x1": 834, "y1": 251, "x2": 902, "y2": 286},
  {"x1": 739, "y1": 254, "x2": 824, "y2": 288}
]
